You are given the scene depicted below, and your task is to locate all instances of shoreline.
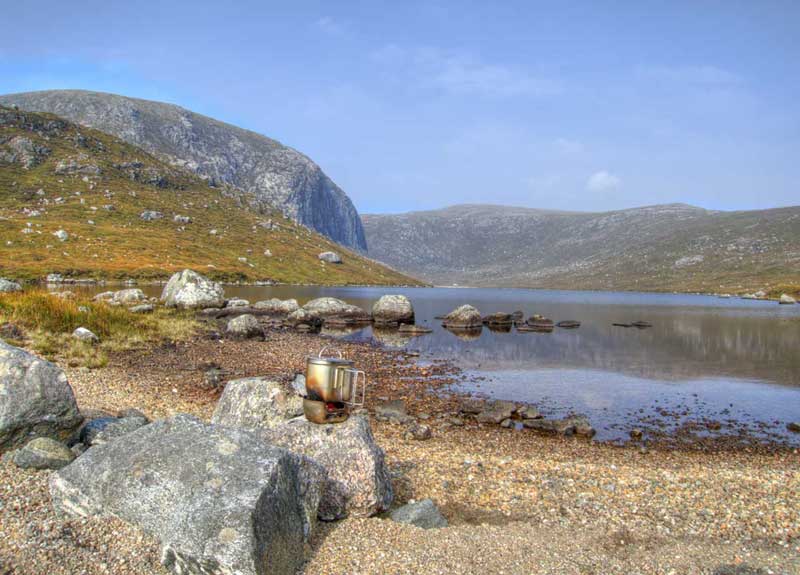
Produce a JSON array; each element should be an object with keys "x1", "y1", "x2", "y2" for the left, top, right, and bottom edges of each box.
[{"x1": 1, "y1": 327, "x2": 798, "y2": 574}]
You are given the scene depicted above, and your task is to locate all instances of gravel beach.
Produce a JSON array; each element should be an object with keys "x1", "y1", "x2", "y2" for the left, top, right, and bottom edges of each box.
[{"x1": 1, "y1": 331, "x2": 798, "y2": 574}]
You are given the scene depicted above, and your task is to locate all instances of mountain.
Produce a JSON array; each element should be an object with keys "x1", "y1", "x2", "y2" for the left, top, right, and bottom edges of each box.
[
  {"x1": 0, "y1": 105, "x2": 418, "y2": 285},
  {"x1": 363, "y1": 203, "x2": 800, "y2": 293},
  {"x1": 0, "y1": 90, "x2": 367, "y2": 250}
]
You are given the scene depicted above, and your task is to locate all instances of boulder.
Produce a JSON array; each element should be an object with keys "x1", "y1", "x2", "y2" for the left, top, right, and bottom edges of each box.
[
  {"x1": 256, "y1": 415, "x2": 393, "y2": 519},
  {"x1": 53, "y1": 229, "x2": 69, "y2": 242},
  {"x1": 225, "y1": 314, "x2": 263, "y2": 339},
  {"x1": 161, "y1": 269, "x2": 225, "y2": 309},
  {"x1": 372, "y1": 295, "x2": 414, "y2": 326},
  {"x1": 523, "y1": 415, "x2": 595, "y2": 437},
  {"x1": 517, "y1": 405, "x2": 541, "y2": 420},
  {"x1": 211, "y1": 378, "x2": 303, "y2": 430},
  {"x1": 253, "y1": 298, "x2": 299, "y2": 315},
  {"x1": 404, "y1": 423, "x2": 432, "y2": 441},
  {"x1": 129, "y1": 303, "x2": 154, "y2": 314},
  {"x1": 91, "y1": 415, "x2": 149, "y2": 446},
  {"x1": 303, "y1": 297, "x2": 370, "y2": 321},
  {"x1": 475, "y1": 400, "x2": 516, "y2": 424},
  {"x1": 13, "y1": 437, "x2": 75, "y2": 470},
  {"x1": 92, "y1": 291, "x2": 115, "y2": 302},
  {"x1": 0, "y1": 278, "x2": 22, "y2": 293},
  {"x1": 390, "y1": 499, "x2": 448, "y2": 529},
  {"x1": 225, "y1": 298, "x2": 250, "y2": 308},
  {"x1": 110, "y1": 288, "x2": 147, "y2": 306},
  {"x1": 72, "y1": 327, "x2": 99, "y2": 343},
  {"x1": 779, "y1": 293, "x2": 797, "y2": 305},
  {"x1": 139, "y1": 210, "x2": 163, "y2": 221},
  {"x1": 0, "y1": 341, "x2": 83, "y2": 452},
  {"x1": 482, "y1": 312, "x2": 513, "y2": 326},
  {"x1": 50, "y1": 415, "x2": 323, "y2": 575},
  {"x1": 318, "y1": 251, "x2": 342, "y2": 264},
  {"x1": 441, "y1": 305, "x2": 483, "y2": 329},
  {"x1": 285, "y1": 309, "x2": 323, "y2": 331}
]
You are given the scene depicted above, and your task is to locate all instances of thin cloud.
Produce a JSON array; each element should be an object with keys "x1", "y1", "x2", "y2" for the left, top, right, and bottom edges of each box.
[
  {"x1": 586, "y1": 171, "x2": 621, "y2": 192},
  {"x1": 370, "y1": 44, "x2": 561, "y2": 98},
  {"x1": 313, "y1": 16, "x2": 346, "y2": 37}
]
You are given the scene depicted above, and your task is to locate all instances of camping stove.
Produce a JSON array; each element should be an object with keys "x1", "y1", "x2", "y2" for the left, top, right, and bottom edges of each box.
[{"x1": 303, "y1": 347, "x2": 366, "y2": 424}]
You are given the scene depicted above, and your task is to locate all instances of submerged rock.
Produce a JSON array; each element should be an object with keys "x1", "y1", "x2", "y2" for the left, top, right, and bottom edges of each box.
[{"x1": 441, "y1": 305, "x2": 483, "y2": 329}]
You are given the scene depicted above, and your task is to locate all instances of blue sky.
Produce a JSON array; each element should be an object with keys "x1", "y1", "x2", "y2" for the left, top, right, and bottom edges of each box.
[{"x1": 1, "y1": 1, "x2": 798, "y2": 213}]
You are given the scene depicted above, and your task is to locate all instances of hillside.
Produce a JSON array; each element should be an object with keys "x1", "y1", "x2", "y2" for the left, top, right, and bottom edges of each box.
[
  {"x1": 0, "y1": 106, "x2": 418, "y2": 285},
  {"x1": 0, "y1": 90, "x2": 367, "y2": 250},
  {"x1": 363, "y1": 203, "x2": 800, "y2": 293}
]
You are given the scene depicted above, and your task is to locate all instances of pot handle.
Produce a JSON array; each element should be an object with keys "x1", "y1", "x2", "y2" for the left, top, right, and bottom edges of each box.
[
  {"x1": 345, "y1": 369, "x2": 366, "y2": 407},
  {"x1": 318, "y1": 346, "x2": 343, "y2": 359}
]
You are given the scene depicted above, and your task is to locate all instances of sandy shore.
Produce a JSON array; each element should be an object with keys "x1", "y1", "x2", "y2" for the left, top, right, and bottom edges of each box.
[{"x1": 1, "y1": 331, "x2": 798, "y2": 574}]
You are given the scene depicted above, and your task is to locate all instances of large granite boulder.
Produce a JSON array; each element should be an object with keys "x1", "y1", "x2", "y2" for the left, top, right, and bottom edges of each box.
[
  {"x1": 50, "y1": 415, "x2": 323, "y2": 575},
  {"x1": 256, "y1": 414, "x2": 392, "y2": 519},
  {"x1": 779, "y1": 293, "x2": 797, "y2": 305},
  {"x1": 372, "y1": 294, "x2": 414, "y2": 326},
  {"x1": 303, "y1": 297, "x2": 367, "y2": 319},
  {"x1": 161, "y1": 269, "x2": 224, "y2": 309},
  {"x1": 0, "y1": 341, "x2": 83, "y2": 453},
  {"x1": 253, "y1": 298, "x2": 300, "y2": 315},
  {"x1": 318, "y1": 251, "x2": 342, "y2": 264},
  {"x1": 211, "y1": 378, "x2": 303, "y2": 430},
  {"x1": 442, "y1": 304, "x2": 483, "y2": 329},
  {"x1": 0, "y1": 278, "x2": 22, "y2": 293}
]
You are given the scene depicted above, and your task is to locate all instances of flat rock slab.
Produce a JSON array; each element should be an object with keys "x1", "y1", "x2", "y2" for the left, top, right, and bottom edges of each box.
[
  {"x1": 50, "y1": 414, "x2": 323, "y2": 575},
  {"x1": 257, "y1": 414, "x2": 393, "y2": 519}
]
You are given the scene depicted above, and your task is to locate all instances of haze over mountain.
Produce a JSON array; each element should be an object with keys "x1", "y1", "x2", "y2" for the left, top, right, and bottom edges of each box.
[
  {"x1": 363, "y1": 204, "x2": 800, "y2": 293},
  {"x1": 0, "y1": 90, "x2": 367, "y2": 251}
]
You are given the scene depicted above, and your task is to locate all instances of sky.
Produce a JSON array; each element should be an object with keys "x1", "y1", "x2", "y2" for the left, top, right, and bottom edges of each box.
[{"x1": 1, "y1": 1, "x2": 798, "y2": 214}]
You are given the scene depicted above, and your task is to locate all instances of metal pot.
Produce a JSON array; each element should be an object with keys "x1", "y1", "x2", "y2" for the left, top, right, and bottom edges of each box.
[{"x1": 305, "y1": 347, "x2": 365, "y2": 406}]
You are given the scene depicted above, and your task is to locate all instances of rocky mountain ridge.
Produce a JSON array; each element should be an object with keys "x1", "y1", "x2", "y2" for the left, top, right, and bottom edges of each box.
[
  {"x1": 0, "y1": 90, "x2": 367, "y2": 250},
  {"x1": 363, "y1": 203, "x2": 800, "y2": 293}
]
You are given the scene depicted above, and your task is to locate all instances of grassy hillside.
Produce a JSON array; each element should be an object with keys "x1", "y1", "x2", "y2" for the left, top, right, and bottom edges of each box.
[
  {"x1": 0, "y1": 106, "x2": 419, "y2": 285},
  {"x1": 363, "y1": 204, "x2": 800, "y2": 295}
]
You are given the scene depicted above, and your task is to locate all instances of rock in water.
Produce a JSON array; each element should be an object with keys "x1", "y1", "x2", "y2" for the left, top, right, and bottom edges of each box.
[
  {"x1": 256, "y1": 415, "x2": 393, "y2": 519},
  {"x1": 211, "y1": 378, "x2": 303, "y2": 430},
  {"x1": 318, "y1": 251, "x2": 342, "y2": 264},
  {"x1": 225, "y1": 314, "x2": 263, "y2": 339},
  {"x1": 390, "y1": 499, "x2": 448, "y2": 529},
  {"x1": 13, "y1": 437, "x2": 75, "y2": 469},
  {"x1": 50, "y1": 415, "x2": 323, "y2": 575},
  {"x1": 442, "y1": 305, "x2": 483, "y2": 329},
  {"x1": 302, "y1": 297, "x2": 368, "y2": 319},
  {"x1": 0, "y1": 341, "x2": 83, "y2": 452},
  {"x1": 372, "y1": 294, "x2": 415, "y2": 326},
  {"x1": 779, "y1": 293, "x2": 797, "y2": 305},
  {"x1": 0, "y1": 278, "x2": 22, "y2": 293},
  {"x1": 161, "y1": 269, "x2": 224, "y2": 309}
]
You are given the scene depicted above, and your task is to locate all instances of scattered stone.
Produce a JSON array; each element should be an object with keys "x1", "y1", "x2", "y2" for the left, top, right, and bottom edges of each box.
[
  {"x1": 374, "y1": 399, "x2": 412, "y2": 424},
  {"x1": 390, "y1": 499, "x2": 448, "y2": 529},
  {"x1": 517, "y1": 405, "x2": 542, "y2": 420},
  {"x1": 109, "y1": 288, "x2": 147, "y2": 306},
  {"x1": 404, "y1": 423, "x2": 432, "y2": 441},
  {"x1": 0, "y1": 322, "x2": 25, "y2": 341},
  {"x1": 0, "y1": 340, "x2": 82, "y2": 452},
  {"x1": 459, "y1": 398, "x2": 486, "y2": 415},
  {"x1": 173, "y1": 214, "x2": 191, "y2": 224},
  {"x1": 556, "y1": 320, "x2": 581, "y2": 329},
  {"x1": 139, "y1": 210, "x2": 163, "y2": 221},
  {"x1": 225, "y1": 314, "x2": 263, "y2": 339},
  {"x1": 211, "y1": 377, "x2": 303, "y2": 430},
  {"x1": 203, "y1": 367, "x2": 228, "y2": 390},
  {"x1": 0, "y1": 278, "x2": 22, "y2": 293},
  {"x1": 225, "y1": 297, "x2": 250, "y2": 308},
  {"x1": 630, "y1": 428, "x2": 644, "y2": 440},
  {"x1": 500, "y1": 418, "x2": 514, "y2": 429},
  {"x1": 787, "y1": 422, "x2": 800, "y2": 433},
  {"x1": 50, "y1": 415, "x2": 323, "y2": 575},
  {"x1": 161, "y1": 269, "x2": 225, "y2": 309},
  {"x1": 482, "y1": 312, "x2": 513, "y2": 326},
  {"x1": 13, "y1": 437, "x2": 74, "y2": 470},
  {"x1": 779, "y1": 293, "x2": 797, "y2": 305},
  {"x1": 72, "y1": 327, "x2": 99, "y2": 343},
  {"x1": 318, "y1": 251, "x2": 342, "y2": 264},
  {"x1": 372, "y1": 294, "x2": 415, "y2": 325},
  {"x1": 53, "y1": 229, "x2": 69, "y2": 241},
  {"x1": 441, "y1": 305, "x2": 483, "y2": 329},
  {"x1": 255, "y1": 414, "x2": 393, "y2": 519}
]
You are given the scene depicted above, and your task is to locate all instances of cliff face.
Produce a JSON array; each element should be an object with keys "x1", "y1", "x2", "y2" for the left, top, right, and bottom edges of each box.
[
  {"x1": 0, "y1": 90, "x2": 367, "y2": 250},
  {"x1": 363, "y1": 203, "x2": 800, "y2": 292}
]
